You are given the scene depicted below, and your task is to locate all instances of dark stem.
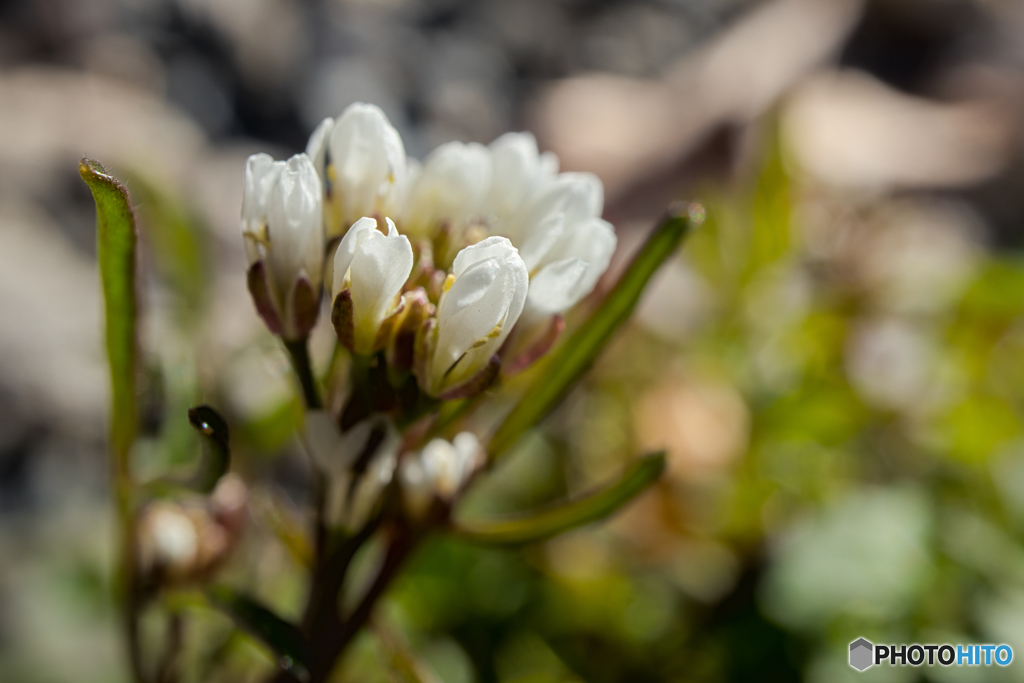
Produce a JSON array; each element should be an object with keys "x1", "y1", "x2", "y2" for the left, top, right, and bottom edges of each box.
[{"x1": 285, "y1": 337, "x2": 323, "y2": 410}]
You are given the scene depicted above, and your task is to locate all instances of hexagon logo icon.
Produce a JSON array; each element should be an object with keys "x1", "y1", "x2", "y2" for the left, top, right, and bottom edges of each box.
[{"x1": 849, "y1": 638, "x2": 874, "y2": 671}]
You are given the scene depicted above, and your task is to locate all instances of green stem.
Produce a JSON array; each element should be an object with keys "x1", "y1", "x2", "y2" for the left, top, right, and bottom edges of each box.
[{"x1": 285, "y1": 338, "x2": 323, "y2": 410}]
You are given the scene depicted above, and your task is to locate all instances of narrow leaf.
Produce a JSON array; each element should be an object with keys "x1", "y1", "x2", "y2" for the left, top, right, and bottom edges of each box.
[
  {"x1": 454, "y1": 452, "x2": 665, "y2": 545},
  {"x1": 207, "y1": 586, "x2": 309, "y2": 672},
  {"x1": 80, "y1": 158, "x2": 138, "y2": 476},
  {"x1": 489, "y1": 203, "x2": 701, "y2": 460},
  {"x1": 187, "y1": 405, "x2": 231, "y2": 493}
]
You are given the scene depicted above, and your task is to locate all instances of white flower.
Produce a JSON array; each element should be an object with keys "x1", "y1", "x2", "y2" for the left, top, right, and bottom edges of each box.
[
  {"x1": 483, "y1": 132, "x2": 558, "y2": 225},
  {"x1": 522, "y1": 216, "x2": 617, "y2": 324},
  {"x1": 402, "y1": 141, "x2": 492, "y2": 235},
  {"x1": 420, "y1": 237, "x2": 529, "y2": 396},
  {"x1": 503, "y1": 172, "x2": 617, "y2": 324},
  {"x1": 331, "y1": 216, "x2": 414, "y2": 354},
  {"x1": 400, "y1": 432, "x2": 481, "y2": 517},
  {"x1": 307, "y1": 103, "x2": 407, "y2": 238},
  {"x1": 241, "y1": 152, "x2": 324, "y2": 340}
]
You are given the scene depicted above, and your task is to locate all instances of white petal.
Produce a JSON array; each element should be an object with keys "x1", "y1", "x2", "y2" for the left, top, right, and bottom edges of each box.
[
  {"x1": 328, "y1": 103, "x2": 407, "y2": 228},
  {"x1": 506, "y1": 172, "x2": 603, "y2": 246},
  {"x1": 265, "y1": 154, "x2": 324, "y2": 329},
  {"x1": 403, "y1": 141, "x2": 492, "y2": 233},
  {"x1": 517, "y1": 213, "x2": 564, "y2": 272},
  {"x1": 449, "y1": 236, "x2": 528, "y2": 348},
  {"x1": 349, "y1": 223, "x2": 413, "y2": 353},
  {"x1": 305, "y1": 117, "x2": 334, "y2": 183},
  {"x1": 331, "y1": 216, "x2": 378, "y2": 299},
  {"x1": 430, "y1": 239, "x2": 528, "y2": 392},
  {"x1": 545, "y1": 217, "x2": 617, "y2": 296},
  {"x1": 485, "y1": 132, "x2": 540, "y2": 221},
  {"x1": 524, "y1": 257, "x2": 589, "y2": 320},
  {"x1": 242, "y1": 153, "x2": 284, "y2": 259}
]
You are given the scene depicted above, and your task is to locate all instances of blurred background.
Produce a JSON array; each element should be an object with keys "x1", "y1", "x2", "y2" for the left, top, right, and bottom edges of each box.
[{"x1": 3, "y1": 0, "x2": 1024, "y2": 681}]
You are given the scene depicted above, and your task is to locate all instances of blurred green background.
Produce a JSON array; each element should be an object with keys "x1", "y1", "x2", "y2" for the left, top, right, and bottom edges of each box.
[{"x1": 3, "y1": 0, "x2": 1024, "y2": 681}]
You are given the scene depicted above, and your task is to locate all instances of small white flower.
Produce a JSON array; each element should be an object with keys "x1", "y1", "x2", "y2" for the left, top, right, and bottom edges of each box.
[
  {"x1": 402, "y1": 141, "x2": 492, "y2": 235},
  {"x1": 502, "y1": 172, "x2": 616, "y2": 324},
  {"x1": 400, "y1": 432, "x2": 481, "y2": 517},
  {"x1": 242, "y1": 152, "x2": 324, "y2": 340},
  {"x1": 331, "y1": 216, "x2": 414, "y2": 354},
  {"x1": 522, "y1": 216, "x2": 617, "y2": 324},
  {"x1": 307, "y1": 103, "x2": 407, "y2": 238},
  {"x1": 421, "y1": 237, "x2": 529, "y2": 396},
  {"x1": 483, "y1": 132, "x2": 558, "y2": 226}
]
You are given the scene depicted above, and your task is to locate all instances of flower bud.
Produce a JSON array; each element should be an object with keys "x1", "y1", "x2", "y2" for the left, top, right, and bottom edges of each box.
[
  {"x1": 242, "y1": 152, "x2": 324, "y2": 340},
  {"x1": 417, "y1": 237, "x2": 528, "y2": 397},
  {"x1": 308, "y1": 103, "x2": 407, "y2": 238},
  {"x1": 402, "y1": 141, "x2": 491, "y2": 236},
  {"x1": 400, "y1": 432, "x2": 481, "y2": 518},
  {"x1": 330, "y1": 216, "x2": 413, "y2": 354}
]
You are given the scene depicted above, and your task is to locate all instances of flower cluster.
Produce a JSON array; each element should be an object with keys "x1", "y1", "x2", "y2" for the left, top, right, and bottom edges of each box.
[{"x1": 242, "y1": 102, "x2": 617, "y2": 516}]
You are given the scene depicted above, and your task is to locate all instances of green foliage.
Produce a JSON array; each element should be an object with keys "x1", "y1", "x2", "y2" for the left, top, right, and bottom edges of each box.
[
  {"x1": 80, "y1": 158, "x2": 138, "y2": 474},
  {"x1": 490, "y1": 204, "x2": 701, "y2": 461},
  {"x1": 454, "y1": 452, "x2": 665, "y2": 545},
  {"x1": 207, "y1": 586, "x2": 309, "y2": 673}
]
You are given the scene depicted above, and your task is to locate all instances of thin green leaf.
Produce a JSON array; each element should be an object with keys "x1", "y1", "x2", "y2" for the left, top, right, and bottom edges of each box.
[
  {"x1": 80, "y1": 158, "x2": 138, "y2": 478},
  {"x1": 207, "y1": 586, "x2": 309, "y2": 673},
  {"x1": 490, "y1": 203, "x2": 701, "y2": 460},
  {"x1": 80, "y1": 158, "x2": 144, "y2": 682},
  {"x1": 187, "y1": 405, "x2": 231, "y2": 493},
  {"x1": 454, "y1": 452, "x2": 666, "y2": 545}
]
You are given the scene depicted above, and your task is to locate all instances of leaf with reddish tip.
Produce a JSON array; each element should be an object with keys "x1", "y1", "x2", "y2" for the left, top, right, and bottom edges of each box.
[
  {"x1": 503, "y1": 314, "x2": 565, "y2": 376},
  {"x1": 331, "y1": 289, "x2": 355, "y2": 350},
  {"x1": 79, "y1": 158, "x2": 138, "y2": 468},
  {"x1": 246, "y1": 262, "x2": 283, "y2": 335}
]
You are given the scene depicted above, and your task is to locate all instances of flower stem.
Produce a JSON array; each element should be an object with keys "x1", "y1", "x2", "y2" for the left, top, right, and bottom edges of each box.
[{"x1": 285, "y1": 337, "x2": 323, "y2": 410}]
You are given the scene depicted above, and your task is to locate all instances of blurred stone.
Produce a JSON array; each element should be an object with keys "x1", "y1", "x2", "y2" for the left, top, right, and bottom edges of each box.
[
  {"x1": 177, "y1": 0, "x2": 305, "y2": 90},
  {"x1": 0, "y1": 67, "x2": 206, "y2": 199},
  {"x1": 78, "y1": 33, "x2": 166, "y2": 94},
  {"x1": 0, "y1": 200, "x2": 106, "y2": 431},
  {"x1": 783, "y1": 70, "x2": 1014, "y2": 190},
  {"x1": 533, "y1": 0, "x2": 864, "y2": 201}
]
